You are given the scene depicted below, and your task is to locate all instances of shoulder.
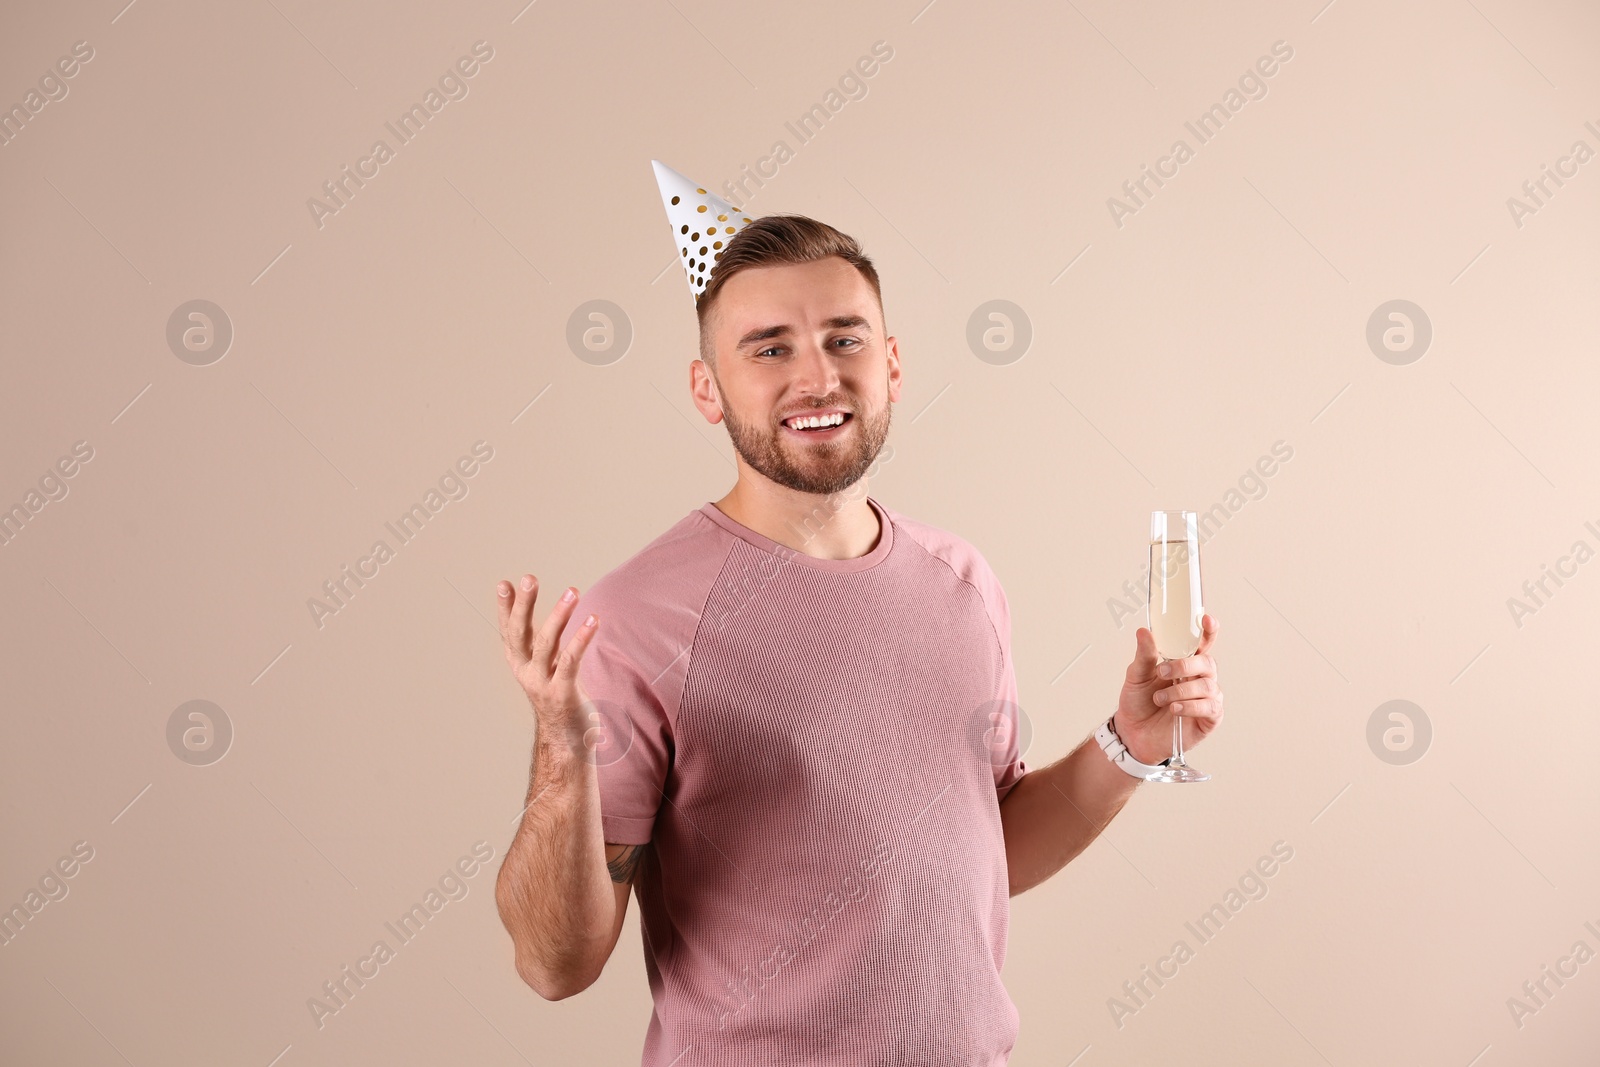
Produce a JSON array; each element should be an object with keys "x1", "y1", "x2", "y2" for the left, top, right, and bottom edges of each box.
[
  {"x1": 882, "y1": 502, "x2": 1003, "y2": 593},
  {"x1": 584, "y1": 508, "x2": 731, "y2": 601},
  {"x1": 880, "y1": 501, "x2": 1011, "y2": 637},
  {"x1": 563, "y1": 506, "x2": 739, "y2": 658}
]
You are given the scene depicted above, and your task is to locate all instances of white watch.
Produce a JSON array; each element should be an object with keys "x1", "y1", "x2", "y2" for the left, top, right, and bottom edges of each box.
[{"x1": 1096, "y1": 714, "x2": 1168, "y2": 780}]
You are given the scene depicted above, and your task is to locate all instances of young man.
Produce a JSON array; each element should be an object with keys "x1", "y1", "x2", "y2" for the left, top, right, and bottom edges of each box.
[{"x1": 493, "y1": 213, "x2": 1224, "y2": 1064}]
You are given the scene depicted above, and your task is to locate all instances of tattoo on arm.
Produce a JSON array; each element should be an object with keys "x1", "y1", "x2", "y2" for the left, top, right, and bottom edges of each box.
[{"x1": 607, "y1": 843, "x2": 648, "y2": 884}]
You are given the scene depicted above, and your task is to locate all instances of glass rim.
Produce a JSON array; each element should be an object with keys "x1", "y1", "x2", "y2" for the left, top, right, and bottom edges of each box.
[{"x1": 1150, "y1": 510, "x2": 1198, "y2": 542}]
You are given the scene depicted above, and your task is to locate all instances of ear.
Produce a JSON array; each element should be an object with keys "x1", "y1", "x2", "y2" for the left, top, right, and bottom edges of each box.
[
  {"x1": 690, "y1": 359, "x2": 724, "y2": 425},
  {"x1": 885, "y1": 335, "x2": 903, "y2": 404}
]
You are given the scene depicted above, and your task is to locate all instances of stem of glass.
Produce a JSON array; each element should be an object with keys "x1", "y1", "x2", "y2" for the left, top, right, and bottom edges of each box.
[{"x1": 1166, "y1": 657, "x2": 1185, "y2": 766}]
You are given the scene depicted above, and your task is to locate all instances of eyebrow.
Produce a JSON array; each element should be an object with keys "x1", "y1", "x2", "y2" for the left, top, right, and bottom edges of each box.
[{"x1": 735, "y1": 315, "x2": 873, "y2": 351}]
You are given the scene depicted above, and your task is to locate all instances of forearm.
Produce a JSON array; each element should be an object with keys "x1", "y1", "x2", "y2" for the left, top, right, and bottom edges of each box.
[
  {"x1": 1000, "y1": 727, "x2": 1143, "y2": 896},
  {"x1": 494, "y1": 735, "x2": 615, "y2": 996}
]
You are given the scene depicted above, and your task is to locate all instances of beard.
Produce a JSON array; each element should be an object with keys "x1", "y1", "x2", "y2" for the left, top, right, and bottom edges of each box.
[{"x1": 716, "y1": 382, "x2": 892, "y2": 496}]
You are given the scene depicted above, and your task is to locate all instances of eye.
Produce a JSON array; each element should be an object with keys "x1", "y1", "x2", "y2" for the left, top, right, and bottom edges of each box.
[
  {"x1": 756, "y1": 346, "x2": 784, "y2": 358},
  {"x1": 832, "y1": 337, "x2": 862, "y2": 349}
]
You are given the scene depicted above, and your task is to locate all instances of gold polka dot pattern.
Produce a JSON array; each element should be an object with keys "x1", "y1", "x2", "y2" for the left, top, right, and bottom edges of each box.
[{"x1": 652, "y1": 159, "x2": 759, "y2": 304}]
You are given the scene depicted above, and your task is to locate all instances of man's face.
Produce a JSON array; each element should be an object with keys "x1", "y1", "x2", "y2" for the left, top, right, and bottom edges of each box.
[{"x1": 692, "y1": 257, "x2": 901, "y2": 496}]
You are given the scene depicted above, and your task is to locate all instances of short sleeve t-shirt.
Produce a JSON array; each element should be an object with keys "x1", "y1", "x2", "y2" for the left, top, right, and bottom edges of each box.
[{"x1": 555, "y1": 494, "x2": 1029, "y2": 1066}]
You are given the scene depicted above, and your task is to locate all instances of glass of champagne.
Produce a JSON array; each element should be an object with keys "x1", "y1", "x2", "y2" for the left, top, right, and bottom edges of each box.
[{"x1": 1144, "y1": 510, "x2": 1210, "y2": 783}]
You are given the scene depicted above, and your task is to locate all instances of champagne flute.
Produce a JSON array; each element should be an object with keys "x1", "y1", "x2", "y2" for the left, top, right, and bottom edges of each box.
[{"x1": 1144, "y1": 510, "x2": 1210, "y2": 783}]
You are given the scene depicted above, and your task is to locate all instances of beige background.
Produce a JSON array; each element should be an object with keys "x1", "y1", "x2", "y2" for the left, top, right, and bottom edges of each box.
[{"x1": 2, "y1": 0, "x2": 1597, "y2": 1063}]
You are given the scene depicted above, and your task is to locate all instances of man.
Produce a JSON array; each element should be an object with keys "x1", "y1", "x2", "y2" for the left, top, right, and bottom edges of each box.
[{"x1": 493, "y1": 209, "x2": 1224, "y2": 1064}]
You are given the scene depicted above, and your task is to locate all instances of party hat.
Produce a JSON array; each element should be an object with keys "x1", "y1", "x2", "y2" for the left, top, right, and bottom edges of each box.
[{"x1": 652, "y1": 160, "x2": 756, "y2": 304}]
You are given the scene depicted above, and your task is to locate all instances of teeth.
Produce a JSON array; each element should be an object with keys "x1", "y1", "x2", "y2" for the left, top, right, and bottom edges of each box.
[{"x1": 787, "y1": 412, "x2": 845, "y2": 430}]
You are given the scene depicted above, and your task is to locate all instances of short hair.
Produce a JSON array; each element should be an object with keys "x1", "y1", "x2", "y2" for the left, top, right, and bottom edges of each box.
[{"x1": 695, "y1": 214, "x2": 884, "y2": 366}]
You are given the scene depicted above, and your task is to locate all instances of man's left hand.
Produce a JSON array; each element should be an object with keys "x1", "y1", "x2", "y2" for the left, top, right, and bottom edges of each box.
[{"x1": 1114, "y1": 614, "x2": 1224, "y2": 767}]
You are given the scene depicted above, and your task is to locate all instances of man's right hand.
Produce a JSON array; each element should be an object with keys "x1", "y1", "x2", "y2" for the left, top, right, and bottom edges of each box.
[
  {"x1": 495, "y1": 574, "x2": 634, "y2": 1000},
  {"x1": 497, "y1": 573, "x2": 601, "y2": 751}
]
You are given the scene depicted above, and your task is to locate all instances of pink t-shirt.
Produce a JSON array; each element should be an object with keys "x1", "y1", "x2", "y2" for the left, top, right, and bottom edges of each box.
[{"x1": 556, "y1": 494, "x2": 1029, "y2": 1065}]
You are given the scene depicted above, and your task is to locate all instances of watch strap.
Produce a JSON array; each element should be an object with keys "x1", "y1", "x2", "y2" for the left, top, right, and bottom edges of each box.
[{"x1": 1096, "y1": 715, "x2": 1168, "y2": 779}]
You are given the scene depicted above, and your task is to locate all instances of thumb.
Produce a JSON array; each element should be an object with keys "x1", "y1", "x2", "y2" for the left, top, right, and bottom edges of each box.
[{"x1": 1129, "y1": 626, "x2": 1159, "y2": 682}]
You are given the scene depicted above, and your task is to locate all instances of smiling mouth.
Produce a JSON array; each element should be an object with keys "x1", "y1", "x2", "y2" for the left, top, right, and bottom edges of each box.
[{"x1": 782, "y1": 412, "x2": 853, "y2": 433}]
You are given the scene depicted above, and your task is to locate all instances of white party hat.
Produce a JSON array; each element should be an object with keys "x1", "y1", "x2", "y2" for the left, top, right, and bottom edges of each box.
[{"x1": 652, "y1": 159, "x2": 756, "y2": 304}]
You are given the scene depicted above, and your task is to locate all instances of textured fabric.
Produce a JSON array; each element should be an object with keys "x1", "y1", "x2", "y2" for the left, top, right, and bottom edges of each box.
[{"x1": 556, "y1": 494, "x2": 1028, "y2": 1066}]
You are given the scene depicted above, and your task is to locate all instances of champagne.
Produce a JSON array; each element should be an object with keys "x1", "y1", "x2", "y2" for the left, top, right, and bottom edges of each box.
[
  {"x1": 1145, "y1": 510, "x2": 1210, "y2": 783},
  {"x1": 1149, "y1": 538, "x2": 1203, "y2": 659}
]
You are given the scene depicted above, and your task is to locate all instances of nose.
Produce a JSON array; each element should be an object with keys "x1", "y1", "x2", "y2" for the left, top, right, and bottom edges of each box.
[{"x1": 791, "y1": 335, "x2": 842, "y2": 397}]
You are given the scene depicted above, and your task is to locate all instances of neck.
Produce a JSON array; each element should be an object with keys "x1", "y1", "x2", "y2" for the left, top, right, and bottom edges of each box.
[{"x1": 714, "y1": 474, "x2": 880, "y2": 561}]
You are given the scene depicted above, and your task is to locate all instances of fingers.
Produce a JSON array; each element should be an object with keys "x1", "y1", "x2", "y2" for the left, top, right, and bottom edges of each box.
[
  {"x1": 1161, "y1": 649, "x2": 1217, "y2": 682},
  {"x1": 1128, "y1": 628, "x2": 1160, "y2": 682},
  {"x1": 1172, "y1": 688, "x2": 1224, "y2": 725},
  {"x1": 1154, "y1": 676, "x2": 1215, "y2": 705},
  {"x1": 1194, "y1": 613, "x2": 1220, "y2": 654},
  {"x1": 1155, "y1": 677, "x2": 1223, "y2": 719},
  {"x1": 553, "y1": 611, "x2": 599, "y2": 683},
  {"x1": 530, "y1": 585, "x2": 584, "y2": 678},
  {"x1": 500, "y1": 574, "x2": 538, "y2": 667}
]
